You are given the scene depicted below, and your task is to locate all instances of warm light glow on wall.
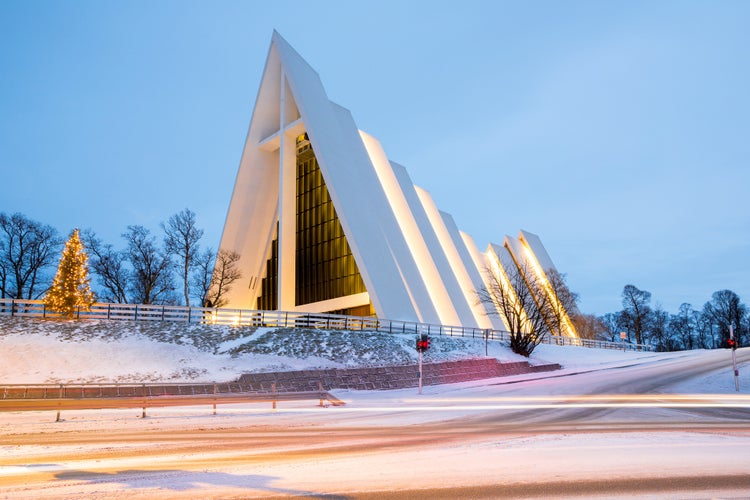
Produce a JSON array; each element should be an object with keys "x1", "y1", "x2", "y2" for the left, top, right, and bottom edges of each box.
[
  {"x1": 518, "y1": 242, "x2": 578, "y2": 338},
  {"x1": 460, "y1": 231, "x2": 503, "y2": 330},
  {"x1": 414, "y1": 187, "x2": 490, "y2": 329},
  {"x1": 486, "y1": 246, "x2": 530, "y2": 332},
  {"x1": 359, "y1": 131, "x2": 461, "y2": 326}
]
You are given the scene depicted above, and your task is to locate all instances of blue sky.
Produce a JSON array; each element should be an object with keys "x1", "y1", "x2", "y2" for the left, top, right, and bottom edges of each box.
[{"x1": 1, "y1": 0, "x2": 748, "y2": 315}]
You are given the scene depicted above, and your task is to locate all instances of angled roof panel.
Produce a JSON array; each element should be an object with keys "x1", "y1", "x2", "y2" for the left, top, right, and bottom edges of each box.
[
  {"x1": 458, "y1": 231, "x2": 508, "y2": 331},
  {"x1": 386, "y1": 160, "x2": 466, "y2": 326}
]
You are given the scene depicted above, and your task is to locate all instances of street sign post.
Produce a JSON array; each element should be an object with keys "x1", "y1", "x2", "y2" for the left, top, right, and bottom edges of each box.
[
  {"x1": 416, "y1": 333, "x2": 430, "y2": 395},
  {"x1": 730, "y1": 324, "x2": 739, "y2": 392}
]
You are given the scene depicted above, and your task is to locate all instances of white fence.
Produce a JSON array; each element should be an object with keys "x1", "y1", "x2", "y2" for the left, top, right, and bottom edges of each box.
[{"x1": 0, "y1": 298, "x2": 652, "y2": 351}]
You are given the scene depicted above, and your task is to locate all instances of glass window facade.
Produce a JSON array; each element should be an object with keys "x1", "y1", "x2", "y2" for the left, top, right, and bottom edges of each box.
[
  {"x1": 255, "y1": 134, "x2": 371, "y2": 315},
  {"x1": 329, "y1": 304, "x2": 376, "y2": 317},
  {"x1": 256, "y1": 223, "x2": 278, "y2": 310},
  {"x1": 295, "y1": 133, "x2": 367, "y2": 306}
]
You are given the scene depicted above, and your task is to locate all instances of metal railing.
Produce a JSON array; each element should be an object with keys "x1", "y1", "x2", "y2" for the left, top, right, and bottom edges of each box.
[
  {"x1": 0, "y1": 298, "x2": 501, "y2": 337},
  {"x1": 0, "y1": 298, "x2": 651, "y2": 351},
  {"x1": 547, "y1": 335, "x2": 651, "y2": 351}
]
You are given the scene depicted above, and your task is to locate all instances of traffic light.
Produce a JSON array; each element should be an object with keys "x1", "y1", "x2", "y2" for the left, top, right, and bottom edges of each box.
[
  {"x1": 727, "y1": 338, "x2": 737, "y2": 349},
  {"x1": 416, "y1": 333, "x2": 430, "y2": 352}
]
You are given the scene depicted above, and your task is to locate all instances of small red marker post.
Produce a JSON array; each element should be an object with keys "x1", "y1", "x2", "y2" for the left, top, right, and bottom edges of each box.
[
  {"x1": 415, "y1": 333, "x2": 430, "y2": 395},
  {"x1": 419, "y1": 349, "x2": 423, "y2": 395},
  {"x1": 730, "y1": 324, "x2": 739, "y2": 392}
]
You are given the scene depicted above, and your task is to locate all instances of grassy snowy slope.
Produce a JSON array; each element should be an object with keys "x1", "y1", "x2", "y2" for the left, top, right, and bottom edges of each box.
[{"x1": 0, "y1": 316, "x2": 535, "y2": 384}]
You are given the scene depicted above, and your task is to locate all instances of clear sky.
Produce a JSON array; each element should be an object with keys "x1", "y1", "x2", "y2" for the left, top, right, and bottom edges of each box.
[{"x1": 1, "y1": 0, "x2": 748, "y2": 316}]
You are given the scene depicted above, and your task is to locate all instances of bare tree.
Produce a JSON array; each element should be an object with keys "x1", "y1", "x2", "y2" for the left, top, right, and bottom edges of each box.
[
  {"x1": 600, "y1": 311, "x2": 625, "y2": 343},
  {"x1": 571, "y1": 313, "x2": 607, "y2": 340},
  {"x1": 704, "y1": 290, "x2": 747, "y2": 347},
  {"x1": 669, "y1": 303, "x2": 695, "y2": 350},
  {"x1": 649, "y1": 306, "x2": 674, "y2": 351},
  {"x1": 478, "y1": 261, "x2": 552, "y2": 357},
  {"x1": 81, "y1": 230, "x2": 130, "y2": 303},
  {"x1": 0, "y1": 212, "x2": 61, "y2": 299},
  {"x1": 162, "y1": 209, "x2": 203, "y2": 307},
  {"x1": 192, "y1": 248, "x2": 242, "y2": 308},
  {"x1": 545, "y1": 268, "x2": 580, "y2": 337},
  {"x1": 0, "y1": 237, "x2": 7, "y2": 299},
  {"x1": 123, "y1": 225, "x2": 174, "y2": 304},
  {"x1": 192, "y1": 248, "x2": 215, "y2": 307},
  {"x1": 621, "y1": 284, "x2": 652, "y2": 345},
  {"x1": 696, "y1": 303, "x2": 717, "y2": 349}
]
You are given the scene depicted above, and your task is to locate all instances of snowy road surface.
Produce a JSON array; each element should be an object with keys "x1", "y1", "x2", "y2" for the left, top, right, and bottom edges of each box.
[{"x1": 1, "y1": 348, "x2": 749, "y2": 498}]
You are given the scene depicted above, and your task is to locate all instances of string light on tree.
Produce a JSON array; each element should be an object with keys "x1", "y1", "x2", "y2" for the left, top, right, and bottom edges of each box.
[{"x1": 44, "y1": 228, "x2": 96, "y2": 318}]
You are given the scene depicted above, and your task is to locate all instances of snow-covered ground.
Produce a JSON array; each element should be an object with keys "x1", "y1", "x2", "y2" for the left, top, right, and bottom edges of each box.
[
  {"x1": 2, "y1": 316, "x2": 750, "y2": 499},
  {"x1": 0, "y1": 315, "x2": 666, "y2": 384}
]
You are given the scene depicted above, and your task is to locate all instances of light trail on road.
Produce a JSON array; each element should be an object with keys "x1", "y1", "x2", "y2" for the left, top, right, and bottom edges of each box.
[
  {"x1": 2, "y1": 350, "x2": 749, "y2": 498},
  {"x1": 260, "y1": 392, "x2": 750, "y2": 413}
]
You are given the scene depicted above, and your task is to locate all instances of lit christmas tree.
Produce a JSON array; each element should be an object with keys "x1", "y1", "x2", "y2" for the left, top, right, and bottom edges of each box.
[{"x1": 44, "y1": 228, "x2": 96, "y2": 318}]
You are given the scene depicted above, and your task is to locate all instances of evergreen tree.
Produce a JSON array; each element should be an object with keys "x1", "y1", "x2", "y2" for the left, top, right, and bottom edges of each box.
[{"x1": 44, "y1": 229, "x2": 95, "y2": 318}]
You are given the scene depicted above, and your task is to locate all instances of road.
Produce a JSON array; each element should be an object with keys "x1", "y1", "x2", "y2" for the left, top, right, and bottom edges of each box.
[{"x1": 1, "y1": 348, "x2": 749, "y2": 499}]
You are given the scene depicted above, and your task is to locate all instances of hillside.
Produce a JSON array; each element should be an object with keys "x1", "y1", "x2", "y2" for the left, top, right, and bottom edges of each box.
[{"x1": 0, "y1": 316, "x2": 670, "y2": 385}]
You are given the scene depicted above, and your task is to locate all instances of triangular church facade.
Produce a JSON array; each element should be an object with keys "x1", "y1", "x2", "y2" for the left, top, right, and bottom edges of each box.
[{"x1": 218, "y1": 31, "x2": 578, "y2": 337}]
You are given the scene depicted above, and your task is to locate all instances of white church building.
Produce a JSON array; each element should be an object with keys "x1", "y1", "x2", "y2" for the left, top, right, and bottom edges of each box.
[{"x1": 217, "y1": 32, "x2": 578, "y2": 337}]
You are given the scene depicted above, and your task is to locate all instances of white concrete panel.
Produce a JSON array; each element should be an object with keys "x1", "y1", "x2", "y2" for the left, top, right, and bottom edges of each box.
[
  {"x1": 518, "y1": 230, "x2": 580, "y2": 313},
  {"x1": 518, "y1": 230, "x2": 557, "y2": 275},
  {"x1": 518, "y1": 230, "x2": 580, "y2": 333},
  {"x1": 386, "y1": 161, "x2": 476, "y2": 327},
  {"x1": 504, "y1": 235, "x2": 543, "y2": 300},
  {"x1": 437, "y1": 212, "x2": 498, "y2": 330},
  {"x1": 294, "y1": 292, "x2": 370, "y2": 314},
  {"x1": 414, "y1": 186, "x2": 488, "y2": 329},
  {"x1": 486, "y1": 241, "x2": 531, "y2": 332},
  {"x1": 360, "y1": 136, "x2": 461, "y2": 327},
  {"x1": 503, "y1": 235, "x2": 555, "y2": 333},
  {"x1": 277, "y1": 72, "x2": 297, "y2": 310},
  {"x1": 459, "y1": 232, "x2": 508, "y2": 331},
  {"x1": 218, "y1": 40, "x2": 286, "y2": 308}
]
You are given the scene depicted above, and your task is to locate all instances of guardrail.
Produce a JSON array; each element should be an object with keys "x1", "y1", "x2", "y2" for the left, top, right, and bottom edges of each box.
[
  {"x1": 0, "y1": 298, "x2": 651, "y2": 351},
  {"x1": 0, "y1": 382, "x2": 345, "y2": 421}
]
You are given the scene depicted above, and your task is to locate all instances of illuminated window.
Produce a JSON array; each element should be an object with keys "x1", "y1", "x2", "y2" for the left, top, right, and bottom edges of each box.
[
  {"x1": 256, "y1": 222, "x2": 278, "y2": 310},
  {"x1": 295, "y1": 133, "x2": 366, "y2": 306}
]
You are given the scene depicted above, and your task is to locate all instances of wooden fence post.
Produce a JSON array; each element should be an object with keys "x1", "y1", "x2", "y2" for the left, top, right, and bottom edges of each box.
[
  {"x1": 56, "y1": 384, "x2": 63, "y2": 422},
  {"x1": 141, "y1": 384, "x2": 147, "y2": 418}
]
